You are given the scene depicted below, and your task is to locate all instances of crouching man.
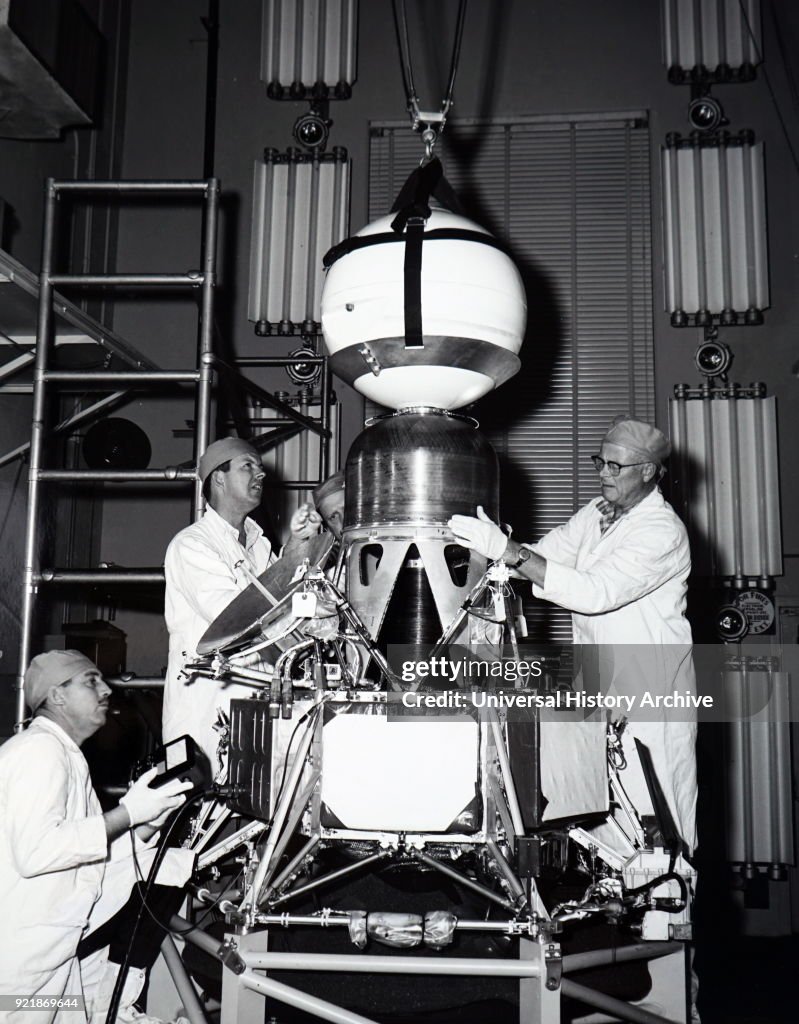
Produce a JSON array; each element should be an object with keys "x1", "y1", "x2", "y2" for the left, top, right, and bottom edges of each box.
[{"x1": 0, "y1": 651, "x2": 192, "y2": 1024}]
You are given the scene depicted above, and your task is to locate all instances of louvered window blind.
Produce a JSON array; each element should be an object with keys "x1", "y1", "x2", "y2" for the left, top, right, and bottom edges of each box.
[{"x1": 368, "y1": 114, "x2": 654, "y2": 639}]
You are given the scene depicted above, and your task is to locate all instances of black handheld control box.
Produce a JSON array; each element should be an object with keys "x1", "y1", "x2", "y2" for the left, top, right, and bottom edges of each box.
[{"x1": 140, "y1": 735, "x2": 211, "y2": 793}]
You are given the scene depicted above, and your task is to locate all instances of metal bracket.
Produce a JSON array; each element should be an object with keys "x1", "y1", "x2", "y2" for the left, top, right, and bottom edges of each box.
[
  {"x1": 217, "y1": 938, "x2": 247, "y2": 975},
  {"x1": 357, "y1": 343, "x2": 382, "y2": 377},
  {"x1": 544, "y1": 942, "x2": 563, "y2": 991}
]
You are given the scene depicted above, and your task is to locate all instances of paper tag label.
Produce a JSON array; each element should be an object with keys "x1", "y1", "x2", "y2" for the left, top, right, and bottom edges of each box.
[{"x1": 292, "y1": 592, "x2": 318, "y2": 617}]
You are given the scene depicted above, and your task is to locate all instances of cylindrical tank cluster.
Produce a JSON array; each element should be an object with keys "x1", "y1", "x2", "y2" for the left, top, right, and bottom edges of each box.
[
  {"x1": 345, "y1": 407, "x2": 499, "y2": 529},
  {"x1": 321, "y1": 203, "x2": 526, "y2": 650}
]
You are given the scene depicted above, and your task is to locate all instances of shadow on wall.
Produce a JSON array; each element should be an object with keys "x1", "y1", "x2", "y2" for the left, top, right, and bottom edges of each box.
[
  {"x1": 434, "y1": 136, "x2": 564, "y2": 641},
  {"x1": 664, "y1": 448, "x2": 728, "y2": 642}
]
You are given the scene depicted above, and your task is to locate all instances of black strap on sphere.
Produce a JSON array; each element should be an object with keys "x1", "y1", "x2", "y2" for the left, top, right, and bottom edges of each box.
[
  {"x1": 403, "y1": 217, "x2": 425, "y2": 348},
  {"x1": 390, "y1": 159, "x2": 462, "y2": 349},
  {"x1": 323, "y1": 227, "x2": 509, "y2": 269},
  {"x1": 323, "y1": 158, "x2": 495, "y2": 351},
  {"x1": 389, "y1": 158, "x2": 464, "y2": 230}
]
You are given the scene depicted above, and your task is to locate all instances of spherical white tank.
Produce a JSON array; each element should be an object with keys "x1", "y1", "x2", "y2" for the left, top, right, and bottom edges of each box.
[{"x1": 321, "y1": 210, "x2": 527, "y2": 411}]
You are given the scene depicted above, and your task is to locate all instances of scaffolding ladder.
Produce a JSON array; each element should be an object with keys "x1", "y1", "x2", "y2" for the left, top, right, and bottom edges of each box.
[
  {"x1": 10, "y1": 176, "x2": 334, "y2": 729},
  {"x1": 14, "y1": 177, "x2": 220, "y2": 728}
]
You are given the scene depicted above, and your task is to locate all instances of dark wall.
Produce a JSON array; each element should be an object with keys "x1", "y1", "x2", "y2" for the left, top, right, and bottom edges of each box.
[
  {"x1": 0, "y1": 0, "x2": 129, "y2": 718},
  {"x1": 211, "y1": 0, "x2": 799, "y2": 596},
  {"x1": 197, "y1": 3, "x2": 799, "y2": 580},
  {"x1": 3, "y1": 0, "x2": 798, "y2": 682},
  {"x1": 110, "y1": 0, "x2": 799, "y2": 667}
]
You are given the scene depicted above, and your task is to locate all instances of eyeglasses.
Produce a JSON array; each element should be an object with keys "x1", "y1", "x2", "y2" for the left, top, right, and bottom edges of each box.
[{"x1": 590, "y1": 455, "x2": 651, "y2": 477}]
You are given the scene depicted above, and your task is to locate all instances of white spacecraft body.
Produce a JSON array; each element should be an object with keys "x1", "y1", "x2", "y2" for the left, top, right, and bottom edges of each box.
[{"x1": 321, "y1": 209, "x2": 527, "y2": 411}]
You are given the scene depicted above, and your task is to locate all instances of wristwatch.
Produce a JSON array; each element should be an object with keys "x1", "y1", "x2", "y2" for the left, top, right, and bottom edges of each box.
[{"x1": 506, "y1": 545, "x2": 533, "y2": 569}]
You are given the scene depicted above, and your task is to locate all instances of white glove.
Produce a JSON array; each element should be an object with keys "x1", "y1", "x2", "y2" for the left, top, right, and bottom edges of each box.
[
  {"x1": 447, "y1": 505, "x2": 508, "y2": 561},
  {"x1": 120, "y1": 766, "x2": 192, "y2": 828},
  {"x1": 289, "y1": 502, "x2": 323, "y2": 541}
]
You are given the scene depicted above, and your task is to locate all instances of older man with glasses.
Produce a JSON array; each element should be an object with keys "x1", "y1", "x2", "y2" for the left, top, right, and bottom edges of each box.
[{"x1": 449, "y1": 416, "x2": 697, "y2": 860}]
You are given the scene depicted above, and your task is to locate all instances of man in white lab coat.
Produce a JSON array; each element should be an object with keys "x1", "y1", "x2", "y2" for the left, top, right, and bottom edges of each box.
[
  {"x1": 163, "y1": 437, "x2": 322, "y2": 766},
  {"x1": 0, "y1": 651, "x2": 191, "y2": 1024},
  {"x1": 449, "y1": 416, "x2": 697, "y2": 856}
]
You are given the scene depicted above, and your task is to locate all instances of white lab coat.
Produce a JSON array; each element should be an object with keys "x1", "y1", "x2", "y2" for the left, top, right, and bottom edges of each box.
[
  {"x1": 0, "y1": 717, "x2": 196, "y2": 1024},
  {"x1": 0, "y1": 718, "x2": 107, "y2": 1024},
  {"x1": 531, "y1": 487, "x2": 698, "y2": 853},
  {"x1": 163, "y1": 504, "x2": 273, "y2": 765}
]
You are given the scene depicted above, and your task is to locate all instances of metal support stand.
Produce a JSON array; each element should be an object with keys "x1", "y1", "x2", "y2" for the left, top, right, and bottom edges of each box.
[
  {"x1": 159, "y1": 934, "x2": 209, "y2": 1024},
  {"x1": 174, "y1": 916, "x2": 560, "y2": 1024},
  {"x1": 14, "y1": 179, "x2": 221, "y2": 729},
  {"x1": 430, "y1": 561, "x2": 520, "y2": 662}
]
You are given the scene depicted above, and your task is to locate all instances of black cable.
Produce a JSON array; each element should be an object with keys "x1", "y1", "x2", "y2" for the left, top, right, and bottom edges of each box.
[
  {"x1": 104, "y1": 791, "x2": 209, "y2": 1024},
  {"x1": 737, "y1": 0, "x2": 799, "y2": 179},
  {"x1": 624, "y1": 870, "x2": 688, "y2": 911},
  {"x1": 130, "y1": 836, "x2": 244, "y2": 937},
  {"x1": 443, "y1": 0, "x2": 468, "y2": 111},
  {"x1": 391, "y1": 0, "x2": 468, "y2": 122},
  {"x1": 109, "y1": 694, "x2": 330, "y2": 1022},
  {"x1": 391, "y1": 0, "x2": 417, "y2": 108}
]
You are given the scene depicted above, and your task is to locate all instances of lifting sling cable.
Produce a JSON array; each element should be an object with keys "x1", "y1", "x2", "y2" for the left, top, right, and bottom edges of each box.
[
  {"x1": 391, "y1": 0, "x2": 468, "y2": 157},
  {"x1": 388, "y1": 0, "x2": 469, "y2": 348}
]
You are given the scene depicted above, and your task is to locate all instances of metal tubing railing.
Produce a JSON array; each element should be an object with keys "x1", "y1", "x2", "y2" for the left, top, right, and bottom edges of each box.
[
  {"x1": 560, "y1": 978, "x2": 679, "y2": 1024},
  {"x1": 16, "y1": 179, "x2": 58, "y2": 728},
  {"x1": 241, "y1": 951, "x2": 544, "y2": 978},
  {"x1": 212, "y1": 356, "x2": 329, "y2": 438},
  {"x1": 0, "y1": 351, "x2": 35, "y2": 383},
  {"x1": 48, "y1": 273, "x2": 205, "y2": 287},
  {"x1": 193, "y1": 181, "x2": 219, "y2": 518},
  {"x1": 270, "y1": 852, "x2": 387, "y2": 908},
  {"x1": 0, "y1": 391, "x2": 129, "y2": 469},
  {"x1": 36, "y1": 469, "x2": 196, "y2": 481},
  {"x1": 106, "y1": 676, "x2": 165, "y2": 688},
  {"x1": 44, "y1": 370, "x2": 202, "y2": 383},
  {"x1": 14, "y1": 178, "x2": 221, "y2": 729},
  {"x1": 175, "y1": 919, "x2": 552, "y2": 1024},
  {"x1": 413, "y1": 850, "x2": 518, "y2": 912},
  {"x1": 52, "y1": 180, "x2": 212, "y2": 192},
  {"x1": 248, "y1": 912, "x2": 538, "y2": 935},
  {"x1": 233, "y1": 355, "x2": 327, "y2": 366},
  {"x1": 561, "y1": 942, "x2": 681, "y2": 973},
  {"x1": 175, "y1": 918, "x2": 380, "y2": 1024},
  {"x1": 489, "y1": 715, "x2": 526, "y2": 838},
  {"x1": 214, "y1": 348, "x2": 334, "y2": 482},
  {"x1": 319, "y1": 354, "x2": 331, "y2": 479},
  {"x1": 159, "y1": 935, "x2": 209, "y2": 1024},
  {"x1": 486, "y1": 839, "x2": 527, "y2": 904},
  {"x1": 0, "y1": 247, "x2": 160, "y2": 370},
  {"x1": 260, "y1": 835, "x2": 320, "y2": 898},
  {"x1": 36, "y1": 569, "x2": 165, "y2": 584}
]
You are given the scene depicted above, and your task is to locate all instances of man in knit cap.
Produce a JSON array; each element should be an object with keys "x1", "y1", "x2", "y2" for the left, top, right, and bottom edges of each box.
[
  {"x1": 0, "y1": 651, "x2": 191, "y2": 1023},
  {"x1": 449, "y1": 416, "x2": 697, "y2": 858},
  {"x1": 163, "y1": 438, "x2": 323, "y2": 764}
]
